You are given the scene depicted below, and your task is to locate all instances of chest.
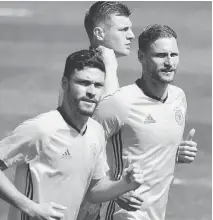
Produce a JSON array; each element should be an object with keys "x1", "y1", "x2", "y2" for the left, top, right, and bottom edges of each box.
[
  {"x1": 35, "y1": 132, "x2": 101, "y2": 178},
  {"x1": 121, "y1": 100, "x2": 186, "y2": 152}
]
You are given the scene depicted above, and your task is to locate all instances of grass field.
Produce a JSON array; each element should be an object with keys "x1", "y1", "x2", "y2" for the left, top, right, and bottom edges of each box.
[{"x1": 0, "y1": 2, "x2": 211, "y2": 220}]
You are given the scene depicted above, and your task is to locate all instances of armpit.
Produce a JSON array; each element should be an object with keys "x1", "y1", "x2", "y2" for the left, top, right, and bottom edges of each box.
[{"x1": 0, "y1": 160, "x2": 7, "y2": 171}]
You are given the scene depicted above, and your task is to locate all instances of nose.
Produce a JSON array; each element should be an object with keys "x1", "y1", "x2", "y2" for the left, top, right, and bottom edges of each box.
[
  {"x1": 86, "y1": 84, "x2": 96, "y2": 98},
  {"x1": 127, "y1": 29, "x2": 135, "y2": 40},
  {"x1": 164, "y1": 56, "x2": 173, "y2": 67}
]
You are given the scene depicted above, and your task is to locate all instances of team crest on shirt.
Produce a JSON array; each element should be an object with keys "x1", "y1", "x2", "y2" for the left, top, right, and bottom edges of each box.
[{"x1": 175, "y1": 108, "x2": 184, "y2": 126}]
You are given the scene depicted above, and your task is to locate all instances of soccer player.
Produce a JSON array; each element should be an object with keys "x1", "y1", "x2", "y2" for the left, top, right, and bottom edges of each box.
[
  {"x1": 0, "y1": 50, "x2": 144, "y2": 220},
  {"x1": 58, "y1": 1, "x2": 134, "y2": 106},
  {"x1": 78, "y1": 2, "x2": 198, "y2": 219},
  {"x1": 85, "y1": 1, "x2": 134, "y2": 95},
  {"x1": 93, "y1": 25, "x2": 198, "y2": 220}
]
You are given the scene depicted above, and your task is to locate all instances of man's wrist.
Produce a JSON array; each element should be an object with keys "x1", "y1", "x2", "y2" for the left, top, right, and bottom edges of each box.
[
  {"x1": 18, "y1": 199, "x2": 37, "y2": 217},
  {"x1": 119, "y1": 178, "x2": 135, "y2": 192}
]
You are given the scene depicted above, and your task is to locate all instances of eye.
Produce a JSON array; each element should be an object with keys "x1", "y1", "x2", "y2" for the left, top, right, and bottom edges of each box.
[
  {"x1": 155, "y1": 53, "x2": 167, "y2": 58},
  {"x1": 119, "y1": 27, "x2": 129, "y2": 32},
  {"x1": 171, "y1": 53, "x2": 179, "y2": 57},
  {"x1": 94, "y1": 83, "x2": 104, "y2": 88},
  {"x1": 78, "y1": 80, "x2": 91, "y2": 86}
]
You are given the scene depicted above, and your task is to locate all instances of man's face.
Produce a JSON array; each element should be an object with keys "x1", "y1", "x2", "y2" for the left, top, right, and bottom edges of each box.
[
  {"x1": 64, "y1": 67, "x2": 105, "y2": 116},
  {"x1": 103, "y1": 15, "x2": 135, "y2": 57},
  {"x1": 142, "y1": 37, "x2": 179, "y2": 84}
]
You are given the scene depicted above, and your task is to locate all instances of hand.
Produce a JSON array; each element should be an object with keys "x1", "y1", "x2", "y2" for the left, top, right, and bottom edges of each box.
[
  {"x1": 30, "y1": 202, "x2": 66, "y2": 220},
  {"x1": 116, "y1": 191, "x2": 143, "y2": 211},
  {"x1": 97, "y1": 46, "x2": 118, "y2": 72},
  {"x1": 123, "y1": 157, "x2": 144, "y2": 190},
  {"x1": 177, "y1": 128, "x2": 198, "y2": 163}
]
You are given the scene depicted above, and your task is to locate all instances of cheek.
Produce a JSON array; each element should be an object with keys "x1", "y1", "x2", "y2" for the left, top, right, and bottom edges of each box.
[
  {"x1": 173, "y1": 57, "x2": 180, "y2": 66},
  {"x1": 147, "y1": 59, "x2": 159, "y2": 70},
  {"x1": 105, "y1": 31, "x2": 122, "y2": 46},
  {"x1": 68, "y1": 85, "x2": 85, "y2": 99}
]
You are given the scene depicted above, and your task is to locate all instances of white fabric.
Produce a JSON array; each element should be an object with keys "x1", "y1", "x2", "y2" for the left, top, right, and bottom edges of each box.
[
  {"x1": 93, "y1": 83, "x2": 187, "y2": 220},
  {"x1": 0, "y1": 110, "x2": 107, "y2": 220}
]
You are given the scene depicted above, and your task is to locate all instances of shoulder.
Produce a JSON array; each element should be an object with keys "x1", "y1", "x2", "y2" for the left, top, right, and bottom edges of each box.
[
  {"x1": 87, "y1": 118, "x2": 105, "y2": 146},
  {"x1": 95, "y1": 84, "x2": 137, "y2": 120},
  {"x1": 15, "y1": 110, "x2": 62, "y2": 138},
  {"x1": 88, "y1": 117, "x2": 104, "y2": 133},
  {"x1": 169, "y1": 84, "x2": 186, "y2": 99},
  {"x1": 102, "y1": 84, "x2": 139, "y2": 102},
  {"x1": 169, "y1": 85, "x2": 187, "y2": 109}
]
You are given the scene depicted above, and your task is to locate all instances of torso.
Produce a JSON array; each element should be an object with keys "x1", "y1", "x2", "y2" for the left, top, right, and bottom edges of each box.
[
  {"x1": 98, "y1": 83, "x2": 186, "y2": 220},
  {"x1": 8, "y1": 110, "x2": 105, "y2": 220}
]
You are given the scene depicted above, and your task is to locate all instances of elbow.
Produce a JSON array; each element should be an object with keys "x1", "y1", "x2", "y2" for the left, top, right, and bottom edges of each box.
[{"x1": 86, "y1": 194, "x2": 98, "y2": 204}]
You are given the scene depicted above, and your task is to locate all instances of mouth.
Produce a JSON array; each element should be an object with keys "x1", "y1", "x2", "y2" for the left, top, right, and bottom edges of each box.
[
  {"x1": 161, "y1": 69, "x2": 175, "y2": 73},
  {"x1": 81, "y1": 99, "x2": 97, "y2": 104},
  {"x1": 125, "y1": 43, "x2": 131, "y2": 48}
]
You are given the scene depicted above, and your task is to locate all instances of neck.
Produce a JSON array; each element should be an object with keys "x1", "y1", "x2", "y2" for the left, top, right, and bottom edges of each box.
[
  {"x1": 90, "y1": 41, "x2": 100, "y2": 49},
  {"x1": 90, "y1": 42, "x2": 120, "y2": 58},
  {"x1": 59, "y1": 102, "x2": 88, "y2": 133},
  {"x1": 140, "y1": 72, "x2": 169, "y2": 101}
]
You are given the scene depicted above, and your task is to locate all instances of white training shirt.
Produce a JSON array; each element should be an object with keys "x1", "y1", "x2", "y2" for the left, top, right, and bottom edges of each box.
[
  {"x1": 0, "y1": 109, "x2": 107, "y2": 220},
  {"x1": 93, "y1": 81, "x2": 187, "y2": 220}
]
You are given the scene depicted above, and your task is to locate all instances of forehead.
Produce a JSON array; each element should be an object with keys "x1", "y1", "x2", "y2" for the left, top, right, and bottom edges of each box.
[
  {"x1": 108, "y1": 14, "x2": 132, "y2": 28},
  {"x1": 149, "y1": 37, "x2": 179, "y2": 52},
  {"x1": 72, "y1": 67, "x2": 105, "y2": 81}
]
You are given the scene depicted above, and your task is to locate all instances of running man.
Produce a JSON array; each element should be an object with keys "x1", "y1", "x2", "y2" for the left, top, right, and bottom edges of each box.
[
  {"x1": 93, "y1": 25, "x2": 198, "y2": 220},
  {"x1": 77, "y1": 2, "x2": 198, "y2": 219},
  {"x1": 0, "y1": 49, "x2": 143, "y2": 220}
]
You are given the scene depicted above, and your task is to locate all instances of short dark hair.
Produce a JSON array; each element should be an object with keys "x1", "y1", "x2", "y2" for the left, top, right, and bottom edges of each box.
[
  {"x1": 84, "y1": 1, "x2": 131, "y2": 40},
  {"x1": 63, "y1": 49, "x2": 105, "y2": 79},
  {"x1": 138, "y1": 24, "x2": 178, "y2": 53}
]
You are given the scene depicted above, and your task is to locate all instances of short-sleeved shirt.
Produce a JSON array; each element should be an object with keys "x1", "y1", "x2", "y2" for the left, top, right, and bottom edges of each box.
[
  {"x1": 92, "y1": 81, "x2": 187, "y2": 220},
  {"x1": 0, "y1": 109, "x2": 107, "y2": 220}
]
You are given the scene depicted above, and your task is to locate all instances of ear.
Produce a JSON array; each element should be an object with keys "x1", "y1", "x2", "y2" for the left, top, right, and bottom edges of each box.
[
  {"x1": 93, "y1": 27, "x2": 105, "y2": 41},
  {"x1": 138, "y1": 49, "x2": 144, "y2": 63},
  {"x1": 62, "y1": 76, "x2": 68, "y2": 91}
]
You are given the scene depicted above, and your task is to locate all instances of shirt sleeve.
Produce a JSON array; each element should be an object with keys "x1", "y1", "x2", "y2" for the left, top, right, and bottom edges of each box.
[
  {"x1": 0, "y1": 121, "x2": 43, "y2": 170},
  {"x1": 93, "y1": 94, "x2": 126, "y2": 139}
]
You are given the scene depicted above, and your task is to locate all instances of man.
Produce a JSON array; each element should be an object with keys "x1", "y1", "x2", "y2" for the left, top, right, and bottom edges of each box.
[
  {"x1": 93, "y1": 24, "x2": 198, "y2": 220},
  {"x1": 58, "y1": 1, "x2": 134, "y2": 106},
  {"x1": 0, "y1": 49, "x2": 144, "y2": 220},
  {"x1": 77, "y1": 2, "x2": 197, "y2": 219},
  {"x1": 76, "y1": 3, "x2": 135, "y2": 219}
]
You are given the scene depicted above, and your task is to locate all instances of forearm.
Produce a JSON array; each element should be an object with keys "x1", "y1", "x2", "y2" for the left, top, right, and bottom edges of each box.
[
  {"x1": 102, "y1": 68, "x2": 119, "y2": 97},
  {"x1": 87, "y1": 177, "x2": 134, "y2": 204},
  {"x1": 0, "y1": 170, "x2": 35, "y2": 215}
]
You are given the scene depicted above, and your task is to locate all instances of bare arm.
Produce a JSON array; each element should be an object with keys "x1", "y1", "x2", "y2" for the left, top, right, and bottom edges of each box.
[
  {"x1": 102, "y1": 65, "x2": 119, "y2": 97},
  {"x1": 86, "y1": 164, "x2": 143, "y2": 204},
  {"x1": 0, "y1": 168, "x2": 35, "y2": 215},
  {"x1": 0, "y1": 166, "x2": 66, "y2": 219},
  {"x1": 86, "y1": 177, "x2": 133, "y2": 204},
  {"x1": 98, "y1": 46, "x2": 119, "y2": 97}
]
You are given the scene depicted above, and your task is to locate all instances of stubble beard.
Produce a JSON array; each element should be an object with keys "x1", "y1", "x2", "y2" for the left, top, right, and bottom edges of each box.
[
  {"x1": 77, "y1": 101, "x2": 97, "y2": 117},
  {"x1": 150, "y1": 69, "x2": 177, "y2": 84}
]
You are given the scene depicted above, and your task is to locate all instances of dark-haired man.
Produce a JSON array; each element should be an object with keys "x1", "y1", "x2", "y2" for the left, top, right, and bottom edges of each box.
[
  {"x1": 77, "y1": 2, "x2": 197, "y2": 220},
  {"x1": 58, "y1": 1, "x2": 134, "y2": 104},
  {"x1": 0, "y1": 50, "x2": 143, "y2": 220},
  {"x1": 84, "y1": 1, "x2": 134, "y2": 95},
  {"x1": 94, "y1": 24, "x2": 197, "y2": 220}
]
